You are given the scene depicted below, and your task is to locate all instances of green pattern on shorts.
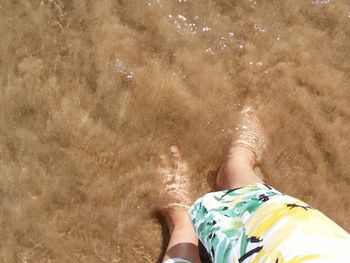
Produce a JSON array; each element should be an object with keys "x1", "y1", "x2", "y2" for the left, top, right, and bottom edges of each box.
[{"x1": 188, "y1": 184, "x2": 281, "y2": 263}]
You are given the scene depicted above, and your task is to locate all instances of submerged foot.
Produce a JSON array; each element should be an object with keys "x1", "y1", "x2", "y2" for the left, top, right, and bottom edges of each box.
[
  {"x1": 216, "y1": 105, "x2": 269, "y2": 189},
  {"x1": 158, "y1": 145, "x2": 192, "y2": 233},
  {"x1": 228, "y1": 105, "x2": 268, "y2": 166}
]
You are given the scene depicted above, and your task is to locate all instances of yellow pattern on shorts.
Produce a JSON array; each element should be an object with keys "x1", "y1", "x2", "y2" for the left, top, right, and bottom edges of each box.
[{"x1": 189, "y1": 183, "x2": 350, "y2": 263}]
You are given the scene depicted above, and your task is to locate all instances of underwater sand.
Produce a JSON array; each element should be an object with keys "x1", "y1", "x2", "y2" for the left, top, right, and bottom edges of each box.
[{"x1": 0, "y1": 0, "x2": 350, "y2": 262}]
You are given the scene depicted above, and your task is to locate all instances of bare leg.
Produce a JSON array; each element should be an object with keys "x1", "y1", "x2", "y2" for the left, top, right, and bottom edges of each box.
[
  {"x1": 216, "y1": 106, "x2": 268, "y2": 190},
  {"x1": 162, "y1": 209, "x2": 200, "y2": 263},
  {"x1": 159, "y1": 146, "x2": 201, "y2": 263}
]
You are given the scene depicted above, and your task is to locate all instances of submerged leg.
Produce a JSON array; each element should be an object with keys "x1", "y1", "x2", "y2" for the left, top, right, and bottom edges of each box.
[
  {"x1": 216, "y1": 106, "x2": 268, "y2": 190},
  {"x1": 159, "y1": 146, "x2": 201, "y2": 263}
]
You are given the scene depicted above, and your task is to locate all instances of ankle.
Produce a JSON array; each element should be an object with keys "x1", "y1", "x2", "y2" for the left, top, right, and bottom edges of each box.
[
  {"x1": 216, "y1": 148, "x2": 256, "y2": 189},
  {"x1": 227, "y1": 147, "x2": 256, "y2": 167}
]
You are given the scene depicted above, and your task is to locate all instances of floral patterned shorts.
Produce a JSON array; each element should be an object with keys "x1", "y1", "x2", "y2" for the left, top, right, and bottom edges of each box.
[{"x1": 169, "y1": 183, "x2": 350, "y2": 263}]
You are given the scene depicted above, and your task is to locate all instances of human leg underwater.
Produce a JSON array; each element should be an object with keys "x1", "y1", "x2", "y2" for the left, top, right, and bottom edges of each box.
[
  {"x1": 159, "y1": 106, "x2": 350, "y2": 263},
  {"x1": 159, "y1": 146, "x2": 201, "y2": 263},
  {"x1": 189, "y1": 106, "x2": 350, "y2": 262}
]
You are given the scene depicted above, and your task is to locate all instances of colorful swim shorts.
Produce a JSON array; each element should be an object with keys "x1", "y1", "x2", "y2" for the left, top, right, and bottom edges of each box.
[{"x1": 176, "y1": 183, "x2": 350, "y2": 263}]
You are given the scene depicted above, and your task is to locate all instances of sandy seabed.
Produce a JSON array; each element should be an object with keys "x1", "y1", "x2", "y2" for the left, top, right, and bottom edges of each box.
[{"x1": 0, "y1": 0, "x2": 350, "y2": 262}]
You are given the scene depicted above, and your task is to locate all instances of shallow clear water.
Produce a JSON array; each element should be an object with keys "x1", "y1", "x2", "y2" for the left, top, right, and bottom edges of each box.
[{"x1": 0, "y1": 0, "x2": 350, "y2": 262}]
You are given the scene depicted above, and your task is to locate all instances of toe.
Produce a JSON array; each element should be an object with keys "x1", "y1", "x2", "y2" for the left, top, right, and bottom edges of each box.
[
  {"x1": 170, "y1": 145, "x2": 189, "y2": 171},
  {"x1": 158, "y1": 155, "x2": 173, "y2": 178},
  {"x1": 170, "y1": 145, "x2": 182, "y2": 162}
]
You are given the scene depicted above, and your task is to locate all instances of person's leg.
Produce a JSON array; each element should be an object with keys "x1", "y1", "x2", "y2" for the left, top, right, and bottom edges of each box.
[
  {"x1": 159, "y1": 146, "x2": 201, "y2": 263},
  {"x1": 216, "y1": 148, "x2": 261, "y2": 189},
  {"x1": 182, "y1": 106, "x2": 270, "y2": 263},
  {"x1": 216, "y1": 106, "x2": 267, "y2": 190},
  {"x1": 159, "y1": 106, "x2": 268, "y2": 262},
  {"x1": 161, "y1": 208, "x2": 200, "y2": 263}
]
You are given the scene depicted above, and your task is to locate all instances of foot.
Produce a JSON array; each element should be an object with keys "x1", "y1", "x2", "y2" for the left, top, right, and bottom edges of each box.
[
  {"x1": 158, "y1": 145, "x2": 192, "y2": 233},
  {"x1": 229, "y1": 105, "x2": 268, "y2": 166},
  {"x1": 216, "y1": 105, "x2": 269, "y2": 189}
]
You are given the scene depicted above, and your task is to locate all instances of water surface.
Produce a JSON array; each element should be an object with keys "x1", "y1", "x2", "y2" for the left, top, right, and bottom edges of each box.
[{"x1": 0, "y1": 0, "x2": 350, "y2": 262}]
